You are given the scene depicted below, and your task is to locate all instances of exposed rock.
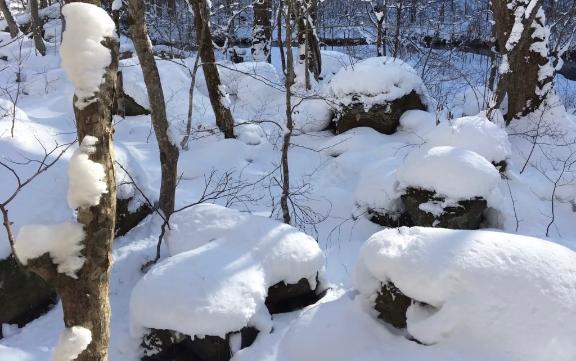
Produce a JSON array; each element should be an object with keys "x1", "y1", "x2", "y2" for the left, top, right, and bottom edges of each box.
[
  {"x1": 401, "y1": 187, "x2": 487, "y2": 230},
  {"x1": 142, "y1": 327, "x2": 259, "y2": 361},
  {"x1": 374, "y1": 282, "x2": 414, "y2": 329},
  {"x1": 367, "y1": 208, "x2": 413, "y2": 228},
  {"x1": 265, "y1": 277, "x2": 322, "y2": 314},
  {"x1": 0, "y1": 255, "x2": 57, "y2": 337},
  {"x1": 115, "y1": 197, "x2": 153, "y2": 237},
  {"x1": 334, "y1": 91, "x2": 425, "y2": 135},
  {"x1": 116, "y1": 93, "x2": 151, "y2": 117}
]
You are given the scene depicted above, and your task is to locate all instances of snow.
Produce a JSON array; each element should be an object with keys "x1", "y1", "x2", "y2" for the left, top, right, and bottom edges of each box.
[
  {"x1": 329, "y1": 57, "x2": 428, "y2": 108},
  {"x1": 14, "y1": 222, "x2": 85, "y2": 278},
  {"x1": 52, "y1": 326, "x2": 92, "y2": 361},
  {"x1": 398, "y1": 109, "x2": 436, "y2": 135},
  {"x1": 130, "y1": 204, "x2": 324, "y2": 339},
  {"x1": 60, "y1": 3, "x2": 116, "y2": 109},
  {"x1": 67, "y1": 136, "x2": 108, "y2": 209},
  {"x1": 354, "y1": 226, "x2": 576, "y2": 361},
  {"x1": 396, "y1": 146, "x2": 501, "y2": 201},
  {"x1": 424, "y1": 114, "x2": 512, "y2": 163}
]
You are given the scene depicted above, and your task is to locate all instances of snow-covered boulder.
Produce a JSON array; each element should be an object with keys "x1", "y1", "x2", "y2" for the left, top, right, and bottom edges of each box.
[
  {"x1": 354, "y1": 227, "x2": 576, "y2": 360},
  {"x1": 130, "y1": 204, "x2": 324, "y2": 360},
  {"x1": 396, "y1": 146, "x2": 501, "y2": 229},
  {"x1": 329, "y1": 57, "x2": 428, "y2": 135},
  {"x1": 424, "y1": 114, "x2": 511, "y2": 169}
]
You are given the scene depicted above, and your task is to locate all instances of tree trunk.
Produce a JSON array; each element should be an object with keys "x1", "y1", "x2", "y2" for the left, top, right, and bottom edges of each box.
[
  {"x1": 491, "y1": 0, "x2": 554, "y2": 124},
  {"x1": 128, "y1": 0, "x2": 179, "y2": 217},
  {"x1": 277, "y1": 0, "x2": 286, "y2": 73},
  {"x1": 22, "y1": 3, "x2": 119, "y2": 360},
  {"x1": 295, "y1": 0, "x2": 321, "y2": 86},
  {"x1": 30, "y1": 0, "x2": 46, "y2": 56},
  {"x1": 0, "y1": 0, "x2": 19, "y2": 38},
  {"x1": 251, "y1": 0, "x2": 272, "y2": 62},
  {"x1": 281, "y1": 0, "x2": 294, "y2": 225},
  {"x1": 393, "y1": 0, "x2": 402, "y2": 58},
  {"x1": 189, "y1": 0, "x2": 235, "y2": 138}
]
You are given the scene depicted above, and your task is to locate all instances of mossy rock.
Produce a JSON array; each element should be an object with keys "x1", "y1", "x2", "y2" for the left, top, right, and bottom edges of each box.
[
  {"x1": 142, "y1": 327, "x2": 258, "y2": 361},
  {"x1": 335, "y1": 90, "x2": 425, "y2": 135},
  {"x1": 0, "y1": 255, "x2": 57, "y2": 336},
  {"x1": 401, "y1": 188, "x2": 487, "y2": 230},
  {"x1": 116, "y1": 197, "x2": 153, "y2": 237}
]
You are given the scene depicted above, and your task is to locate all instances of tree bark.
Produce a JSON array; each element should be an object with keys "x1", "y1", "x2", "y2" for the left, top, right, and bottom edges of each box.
[
  {"x1": 0, "y1": 0, "x2": 19, "y2": 38},
  {"x1": 22, "y1": 3, "x2": 118, "y2": 360},
  {"x1": 30, "y1": 0, "x2": 46, "y2": 56},
  {"x1": 128, "y1": 0, "x2": 179, "y2": 217},
  {"x1": 251, "y1": 0, "x2": 272, "y2": 62},
  {"x1": 189, "y1": 0, "x2": 235, "y2": 138},
  {"x1": 295, "y1": 0, "x2": 321, "y2": 86},
  {"x1": 281, "y1": 0, "x2": 294, "y2": 224},
  {"x1": 491, "y1": 0, "x2": 554, "y2": 124}
]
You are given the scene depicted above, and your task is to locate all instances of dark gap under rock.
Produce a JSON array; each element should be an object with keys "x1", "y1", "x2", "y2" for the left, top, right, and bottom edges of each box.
[
  {"x1": 115, "y1": 197, "x2": 153, "y2": 237},
  {"x1": 265, "y1": 276, "x2": 323, "y2": 314}
]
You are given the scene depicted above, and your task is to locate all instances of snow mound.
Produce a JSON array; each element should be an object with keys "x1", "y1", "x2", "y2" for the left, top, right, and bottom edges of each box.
[
  {"x1": 396, "y1": 146, "x2": 500, "y2": 200},
  {"x1": 398, "y1": 109, "x2": 436, "y2": 135},
  {"x1": 14, "y1": 222, "x2": 85, "y2": 278},
  {"x1": 52, "y1": 326, "x2": 92, "y2": 361},
  {"x1": 60, "y1": 3, "x2": 116, "y2": 109},
  {"x1": 354, "y1": 227, "x2": 576, "y2": 361},
  {"x1": 353, "y1": 158, "x2": 402, "y2": 215},
  {"x1": 130, "y1": 204, "x2": 324, "y2": 338},
  {"x1": 425, "y1": 114, "x2": 511, "y2": 163},
  {"x1": 329, "y1": 57, "x2": 427, "y2": 107},
  {"x1": 320, "y1": 50, "x2": 355, "y2": 83},
  {"x1": 453, "y1": 86, "x2": 492, "y2": 117},
  {"x1": 67, "y1": 136, "x2": 107, "y2": 209}
]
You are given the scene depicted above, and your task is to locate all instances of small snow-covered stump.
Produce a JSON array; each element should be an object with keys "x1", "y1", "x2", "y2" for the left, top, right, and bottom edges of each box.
[
  {"x1": 396, "y1": 146, "x2": 501, "y2": 229},
  {"x1": 130, "y1": 204, "x2": 325, "y2": 361},
  {"x1": 329, "y1": 57, "x2": 428, "y2": 135},
  {"x1": 354, "y1": 227, "x2": 576, "y2": 359},
  {"x1": 424, "y1": 114, "x2": 511, "y2": 172}
]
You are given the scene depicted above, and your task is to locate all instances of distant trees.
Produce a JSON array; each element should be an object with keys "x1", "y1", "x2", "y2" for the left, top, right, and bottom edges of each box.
[
  {"x1": 0, "y1": 0, "x2": 19, "y2": 38},
  {"x1": 491, "y1": 0, "x2": 555, "y2": 124}
]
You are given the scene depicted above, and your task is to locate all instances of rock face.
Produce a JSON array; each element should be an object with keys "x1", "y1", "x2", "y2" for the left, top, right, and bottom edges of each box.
[
  {"x1": 140, "y1": 277, "x2": 322, "y2": 361},
  {"x1": 0, "y1": 256, "x2": 57, "y2": 337},
  {"x1": 116, "y1": 93, "x2": 151, "y2": 117},
  {"x1": 401, "y1": 188, "x2": 487, "y2": 230},
  {"x1": 335, "y1": 91, "x2": 426, "y2": 135},
  {"x1": 373, "y1": 282, "x2": 414, "y2": 329}
]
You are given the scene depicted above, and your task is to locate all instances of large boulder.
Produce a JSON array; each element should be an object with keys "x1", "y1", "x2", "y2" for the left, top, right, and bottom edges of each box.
[
  {"x1": 329, "y1": 57, "x2": 428, "y2": 135},
  {"x1": 130, "y1": 204, "x2": 325, "y2": 361},
  {"x1": 0, "y1": 255, "x2": 56, "y2": 337}
]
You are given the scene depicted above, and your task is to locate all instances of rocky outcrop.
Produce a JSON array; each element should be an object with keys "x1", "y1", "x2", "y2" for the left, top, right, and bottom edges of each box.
[
  {"x1": 373, "y1": 282, "x2": 414, "y2": 329},
  {"x1": 115, "y1": 197, "x2": 152, "y2": 237},
  {"x1": 334, "y1": 91, "x2": 426, "y2": 135}
]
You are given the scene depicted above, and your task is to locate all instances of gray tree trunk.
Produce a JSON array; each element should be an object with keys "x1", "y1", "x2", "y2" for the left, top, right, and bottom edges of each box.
[
  {"x1": 128, "y1": 0, "x2": 179, "y2": 216},
  {"x1": 30, "y1": 0, "x2": 46, "y2": 55},
  {"x1": 251, "y1": 0, "x2": 272, "y2": 62},
  {"x1": 0, "y1": 0, "x2": 19, "y2": 38}
]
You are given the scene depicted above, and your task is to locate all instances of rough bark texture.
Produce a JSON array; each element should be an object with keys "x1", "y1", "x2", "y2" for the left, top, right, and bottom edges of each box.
[
  {"x1": 30, "y1": 0, "x2": 46, "y2": 56},
  {"x1": 128, "y1": 0, "x2": 180, "y2": 217},
  {"x1": 190, "y1": 0, "x2": 235, "y2": 138},
  {"x1": 0, "y1": 0, "x2": 19, "y2": 38},
  {"x1": 491, "y1": 0, "x2": 554, "y2": 124},
  {"x1": 251, "y1": 0, "x2": 272, "y2": 62}
]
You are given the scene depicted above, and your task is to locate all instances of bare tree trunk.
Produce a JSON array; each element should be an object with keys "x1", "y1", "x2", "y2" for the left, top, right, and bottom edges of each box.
[
  {"x1": 0, "y1": 0, "x2": 19, "y2": 38},
  {"x1": 252, "y1": 0, "x2": 272, "y2": 62},
  {"x1": 40, "y1": 0, "x2": 48, "y2": 8},
  {"x1": 277, "y1": 0, "x2": 287, "y2": 73},
  {"x1": 295, "y1": 0, "x2": 321, "y2": 86},
  {"x1": 21, "y1": 2, "x2": 119, "y2": 360},
  {"x1": 189, "y1": 0, "x2": 235, "y2": 138},
  {"x1": 374, "y1": 2, "x2": 385, "y2": 56},
  {"x1": 393, "y1": 0, "x2": 402, "y2": 58},
  {"x1": 30, "y1": 0, "x2": 46, "y2": 55},
  {"x1": 168, "y1": 0, "x2": 176, "y2": 18},
  {"x1": 128, "y1": 0, "x2": 179, "y2": 216},
  {"x1": 491, "y1": 0, "x2": 554, "y2": 124},
  {"x1": 281, "y1": 0, "x2": 294, "y2": 224}
]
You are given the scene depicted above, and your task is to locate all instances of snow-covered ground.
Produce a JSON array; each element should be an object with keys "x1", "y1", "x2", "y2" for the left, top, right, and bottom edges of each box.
[{"x1": 2, "y1": 12, "x2": 576, "y2": 361}]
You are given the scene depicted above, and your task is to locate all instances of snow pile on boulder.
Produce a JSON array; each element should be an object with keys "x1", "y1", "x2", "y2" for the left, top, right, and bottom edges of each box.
[
  {"x1": 424, "y1": 114, "x2": 511, "y2": 166},
  {"x1": 130, "y1": 204, "x2": 324, "y2": 349},
  {"x1": 355, "y1": 227, "x2": 576, "y2": 361},
  {"x1": 396, "y1": 146, "x2": 500, "y2": 201}
]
